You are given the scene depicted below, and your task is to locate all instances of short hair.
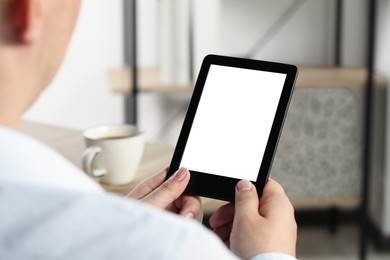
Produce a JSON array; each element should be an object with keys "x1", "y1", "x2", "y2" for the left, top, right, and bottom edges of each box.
[
  {"x1": 0, "y1": 1, "x2": 7, "y2": 25},
  {"x1": 0, "y1": 0, "x2": 8, "y2": 19},
  {"x1": 0, "y1": 0, "x2": 12, "y2": 42}
]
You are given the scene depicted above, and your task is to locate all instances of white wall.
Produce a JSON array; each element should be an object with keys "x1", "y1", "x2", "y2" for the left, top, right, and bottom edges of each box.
[
  {"x1": 376, "y1": 0, "x2": 390, "y2": 236},
  {"x1": 23, "y1": 0, "x2": 125, "y2": 130},
  {"x1": 220, "y1": 0, "x2": 335, "y2": 65},
  {"x1": 138, "y1": 0, "x2": 367, "y2": 145},
  {"x1": 138, "y1": 0, "x2": 158, "y2": 68},
  {"x1": 20, "y1": 1, "x2": 370, "y2": 139},
  {"x1": 343, "y1": 0, "x2": 368, "y2": 66}
]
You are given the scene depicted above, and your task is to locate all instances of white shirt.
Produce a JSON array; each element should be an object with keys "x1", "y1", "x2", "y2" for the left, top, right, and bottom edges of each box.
[{"x1": 0, "y1": 125, "x2": 296, "y2": 260}]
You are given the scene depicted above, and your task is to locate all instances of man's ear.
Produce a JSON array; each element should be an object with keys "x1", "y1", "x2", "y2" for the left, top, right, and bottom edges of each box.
[{"x1": 9, "y1": 0, "x2": 42, "y2": 44}]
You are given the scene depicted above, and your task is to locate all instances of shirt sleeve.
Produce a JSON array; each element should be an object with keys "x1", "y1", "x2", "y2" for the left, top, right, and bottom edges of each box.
[
  {"x1": 1, "y1": 184, "x2": 297, "y2": 260},
  {"x1": 250, "y1": 253, "x2": 297, "y2": 260},
  {"x1": 0, "y1": 185, "x2": 241, "y2": 260}
]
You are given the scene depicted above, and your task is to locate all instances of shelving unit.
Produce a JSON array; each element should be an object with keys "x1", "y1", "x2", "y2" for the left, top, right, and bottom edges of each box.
[
  {"x1": 121, "y1": 1, "x2": 380, "y2": 259},
  {"x1": 108, "y1": 65, "x2": 387, "y2": 95},
  {"x1": 107, "y1": 67, "x2": 193, "y2": 95}
]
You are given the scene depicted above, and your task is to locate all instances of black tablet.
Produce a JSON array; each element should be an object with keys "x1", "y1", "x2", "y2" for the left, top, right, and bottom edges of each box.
[{"x1": 166, "y1": 54, "x2": 298, "y2": 202}]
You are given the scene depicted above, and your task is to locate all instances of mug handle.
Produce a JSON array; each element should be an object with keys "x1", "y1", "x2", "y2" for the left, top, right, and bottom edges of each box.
[{"x1": 82, "y1": 146, "x2": 107, "y2": 178}]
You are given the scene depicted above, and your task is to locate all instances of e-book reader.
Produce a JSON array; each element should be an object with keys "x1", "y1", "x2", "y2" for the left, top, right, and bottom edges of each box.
[{"x1": 166, "y1": 55, "x2": 298, "y2": 201}]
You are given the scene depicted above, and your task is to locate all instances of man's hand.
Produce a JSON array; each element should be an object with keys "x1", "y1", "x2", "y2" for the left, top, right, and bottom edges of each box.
[
  {"x1": 209, "y1": 179, "x2": 297, "y2": 259},
  {"x1": 127, "y1": 168, "x2": 203, "y2": 221}
]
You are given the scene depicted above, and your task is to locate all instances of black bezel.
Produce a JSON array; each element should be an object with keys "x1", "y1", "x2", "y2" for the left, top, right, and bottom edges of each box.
[{"x1": 166, "y1": 54, "x2": 298, "y2": 202}]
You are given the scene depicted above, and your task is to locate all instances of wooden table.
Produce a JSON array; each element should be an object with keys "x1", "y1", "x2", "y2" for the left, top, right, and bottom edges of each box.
[{"x1": 21, "y1": 121, "x2": 227, "y2": 213}]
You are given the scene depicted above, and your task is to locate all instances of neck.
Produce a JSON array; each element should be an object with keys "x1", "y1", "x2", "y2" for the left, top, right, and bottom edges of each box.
[
  {"x1": 0, "y1": 87, "x2": 26, "y2": 130},
  {"x1": 0, "y1": 65, "x2": 38, "y2": 130},
  {"x1": 0, "y1": 113, "x2": 21, "y2": 130},
  {"x1": 0, "y1": 42, "x2": 46, "y2": 131}
]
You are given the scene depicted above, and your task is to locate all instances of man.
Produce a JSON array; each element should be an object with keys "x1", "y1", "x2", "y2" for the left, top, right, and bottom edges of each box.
[{"x1": 0, "y1": 1, "x2": 297, "y2": 259}]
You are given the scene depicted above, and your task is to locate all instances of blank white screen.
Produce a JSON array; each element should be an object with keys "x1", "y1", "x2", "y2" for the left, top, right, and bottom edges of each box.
[{"x1": 180, "y1": 65, "x2": 287, "y2": 181}]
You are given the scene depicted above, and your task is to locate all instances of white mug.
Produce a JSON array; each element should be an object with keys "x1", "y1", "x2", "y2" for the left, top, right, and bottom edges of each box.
[{"x1": 82, "y1": 124, "x2": 145, "y2": 185}]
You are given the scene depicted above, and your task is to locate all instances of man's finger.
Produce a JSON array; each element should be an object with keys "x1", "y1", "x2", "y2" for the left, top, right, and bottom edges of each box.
[
  {"x1": 175, "y1": 195, "x2": 203, "y2": 222},
  {"x1": 259, "y1": 179, "x2": 294, "y2": 219},
  {"x1": 209, "y1": 202, "x2": 234, "y2": 229},
  {"x1": 142, "y1": 168, "x2": 190, "y2": 209},
  {"x1": 213, "y1": 222, "x2": 233, "y2": 242},
  {"x1": 126, "y1": 168, "x2": 168, "y2": 200}
]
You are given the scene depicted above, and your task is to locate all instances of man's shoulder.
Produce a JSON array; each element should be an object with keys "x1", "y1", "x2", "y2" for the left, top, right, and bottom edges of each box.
[
  {"x1": 0, "y1": 184, "x2": 237, "y2": 260},
  {"x1": 0, "y1": 125, "x2": 103, "y2": 193}
]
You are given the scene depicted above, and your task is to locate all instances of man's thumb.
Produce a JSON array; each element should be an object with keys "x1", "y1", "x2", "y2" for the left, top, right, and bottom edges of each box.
[{"x1": 234, "y1": 180, "x2": 260, "y2": 220}]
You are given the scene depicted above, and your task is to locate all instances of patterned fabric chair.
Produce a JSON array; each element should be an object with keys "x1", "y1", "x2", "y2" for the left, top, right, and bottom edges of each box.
[{"x1": 271, "y1": 88, "x2": 362, "y2": 208}]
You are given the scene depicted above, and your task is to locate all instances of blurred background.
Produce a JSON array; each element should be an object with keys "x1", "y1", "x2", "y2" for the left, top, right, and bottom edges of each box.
[{"x1": 21, "y1": 0, "x2": 390, "y2": 259}]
